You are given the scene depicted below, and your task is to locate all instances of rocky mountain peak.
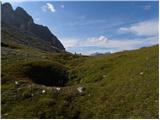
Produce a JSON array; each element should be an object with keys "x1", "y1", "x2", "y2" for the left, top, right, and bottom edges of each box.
[
  {"x1": 15, "y1": 7, "x2": 33, "y2": 22},
  {"x1": 1, "y1": 3, "x2": 65, "y2": 51},
  {"x1": 2, "y1": 2, "x2": 13, "y2": 12}
]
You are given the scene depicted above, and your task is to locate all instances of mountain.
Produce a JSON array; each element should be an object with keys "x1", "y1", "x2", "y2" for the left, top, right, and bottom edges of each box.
[
  {"x1": 1, "y1": 2, "x2": 158, "y2": 119},
  {"x1": 90, "y1": 52, "x2": 111, "y2": 56},
  {"x1": 1, "y1": 3, "x2": 65, "y2": 52}
]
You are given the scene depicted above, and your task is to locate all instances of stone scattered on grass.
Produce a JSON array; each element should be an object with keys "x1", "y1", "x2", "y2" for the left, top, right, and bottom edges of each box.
[
  {"x1": 56, "y1": 87, "x2": 61, "y2": 91},
  {"x1": 77, "y1": 87, "x2": 84, "y2": 93},
  {"x1": 15, "y1": 81, "x2": 19, "y2": 85},
  {"x1": 140, "y1": 72, "x2": 144, "y2": 75},
  {"x1": 42, "y1": 90, "x2": 46, "y2": 94}
]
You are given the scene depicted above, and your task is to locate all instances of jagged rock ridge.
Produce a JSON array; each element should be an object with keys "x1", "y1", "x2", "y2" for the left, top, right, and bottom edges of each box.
[{"x1": 1, "y1": 3, "x2": 65, "y2": 52}]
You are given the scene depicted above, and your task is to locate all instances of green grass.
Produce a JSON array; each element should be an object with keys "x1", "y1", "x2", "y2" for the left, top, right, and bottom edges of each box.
[{"x1": 1, "y1": 43, "x2": 159, "y2": 118}]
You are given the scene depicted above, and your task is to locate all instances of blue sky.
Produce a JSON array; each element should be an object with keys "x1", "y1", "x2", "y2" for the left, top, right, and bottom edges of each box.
[{"x1": 2, "y1": 0, "x2": 159, "y2": 55}]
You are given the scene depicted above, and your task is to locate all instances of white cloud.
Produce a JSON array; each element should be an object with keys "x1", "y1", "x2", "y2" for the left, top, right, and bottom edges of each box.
[
  {"x1": 61, "y1": 35, "x2": 158, "y2": 55},
  {"x1": 83, "y1": 36, "x2": 158, "y2": 52},
  {"x1": 46, "y1": 3, "x2": 55, "y2": 12},
  {"x1": 60, "y1": 36, "x2": 108, "y2": 49},
  {"x1": 41, "y1": 3, "x2": 55, "y2": 13},
  {"x1": 119, "y1": 19, "x2": 159, "y2": 36},
  {"x1": 85, "y1": 36, "x2": 108, "y2": 46},
  {"x1": 60, "y1": 38, "x2": 78, "y2": 48}
]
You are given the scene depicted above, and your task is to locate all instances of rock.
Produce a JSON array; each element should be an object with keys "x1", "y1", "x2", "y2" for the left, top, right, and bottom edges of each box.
[
  {"x1": 55, "y1": 87, "x2": 61, "y2": 91},
  {"x1": 15, "y1": 81, "x2": 19, "y2": 85},
  {"x1": 77, "y1": 87, "x2": 85, "y2": 93},
  {"x1": 42, "y1": 90, "x2": 46, "y2": 94},
  {"x1": 14, "y1": 81, "x2": 21, "y2": 88},
  {"x1": 140, "y1": 72, "x2": 144, "y2": 75}
]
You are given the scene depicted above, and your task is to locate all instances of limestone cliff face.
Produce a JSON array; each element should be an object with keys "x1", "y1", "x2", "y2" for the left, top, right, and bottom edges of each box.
[{"x1": 2, "y1": 3, "x2": 65, "y2": 51}]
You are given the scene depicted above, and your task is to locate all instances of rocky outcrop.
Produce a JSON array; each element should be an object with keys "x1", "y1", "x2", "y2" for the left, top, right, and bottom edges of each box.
[{"x1": 1, "y1": 3, "x2": 65, "y2": 51}]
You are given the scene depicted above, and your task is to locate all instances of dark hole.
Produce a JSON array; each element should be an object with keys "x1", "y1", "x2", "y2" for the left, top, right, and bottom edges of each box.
[
  {"x1": 1, "y1": 42, "x2": 9, "y2": 47},
  {"x1": 23, "y1": 61, "x2": 68, "y2": 86}
]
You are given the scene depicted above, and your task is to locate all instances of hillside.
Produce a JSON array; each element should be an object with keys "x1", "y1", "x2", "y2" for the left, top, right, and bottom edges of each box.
[
  {"x1": 1, "y1": 2, "x2": 159, "y2": 119},
  {"x1": 1, "y1": 3, "x2": 65, "y2": 52},
  {"x1": 2, "y1": 41, "x2": 159, "y2": 118}
]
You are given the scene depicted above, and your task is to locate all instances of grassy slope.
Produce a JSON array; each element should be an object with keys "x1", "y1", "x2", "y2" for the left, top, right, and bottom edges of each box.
[{"x1": 1, "y1": 42, "x2": 159, "y2": 118}]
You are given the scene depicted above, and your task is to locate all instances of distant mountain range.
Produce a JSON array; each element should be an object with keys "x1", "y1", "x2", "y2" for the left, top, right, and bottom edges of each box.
[
  {"x1": 1, "y1": 3, "x2": 65, "y2": 52},
  {"x1": 90, "y1": 52, "x2": 111, "y2": 56}
]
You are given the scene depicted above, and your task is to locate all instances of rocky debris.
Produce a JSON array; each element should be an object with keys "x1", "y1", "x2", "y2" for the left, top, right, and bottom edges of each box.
[
  {"x1": 14, "y1": 80, "x2": 29, "y2": 91},
  {"x1": 55, "y1": 87, "x2": 61, "y2": 91},
  {"x1": 15, "y1": 81, "x2": 19, "y2": 85},
  {"x1": 42, "y1": 90, "x2": 46, "y2": 94},
  {"x1": 140, "y1": 72, "x2": 144, "y2": 75},
  {"x1": 77, "y1": 87, "x2": 85, "y2": 93}
]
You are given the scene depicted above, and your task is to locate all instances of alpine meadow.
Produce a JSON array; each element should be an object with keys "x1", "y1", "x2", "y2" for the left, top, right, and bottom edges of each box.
[{"x1": 1, "y1": 1, "x2": 159, "y2": 119}]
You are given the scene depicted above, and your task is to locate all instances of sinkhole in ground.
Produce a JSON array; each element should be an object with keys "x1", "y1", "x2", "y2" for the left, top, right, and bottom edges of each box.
[{"x1": 22, "y1": 61, "x2": 68, "y2": 87}]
